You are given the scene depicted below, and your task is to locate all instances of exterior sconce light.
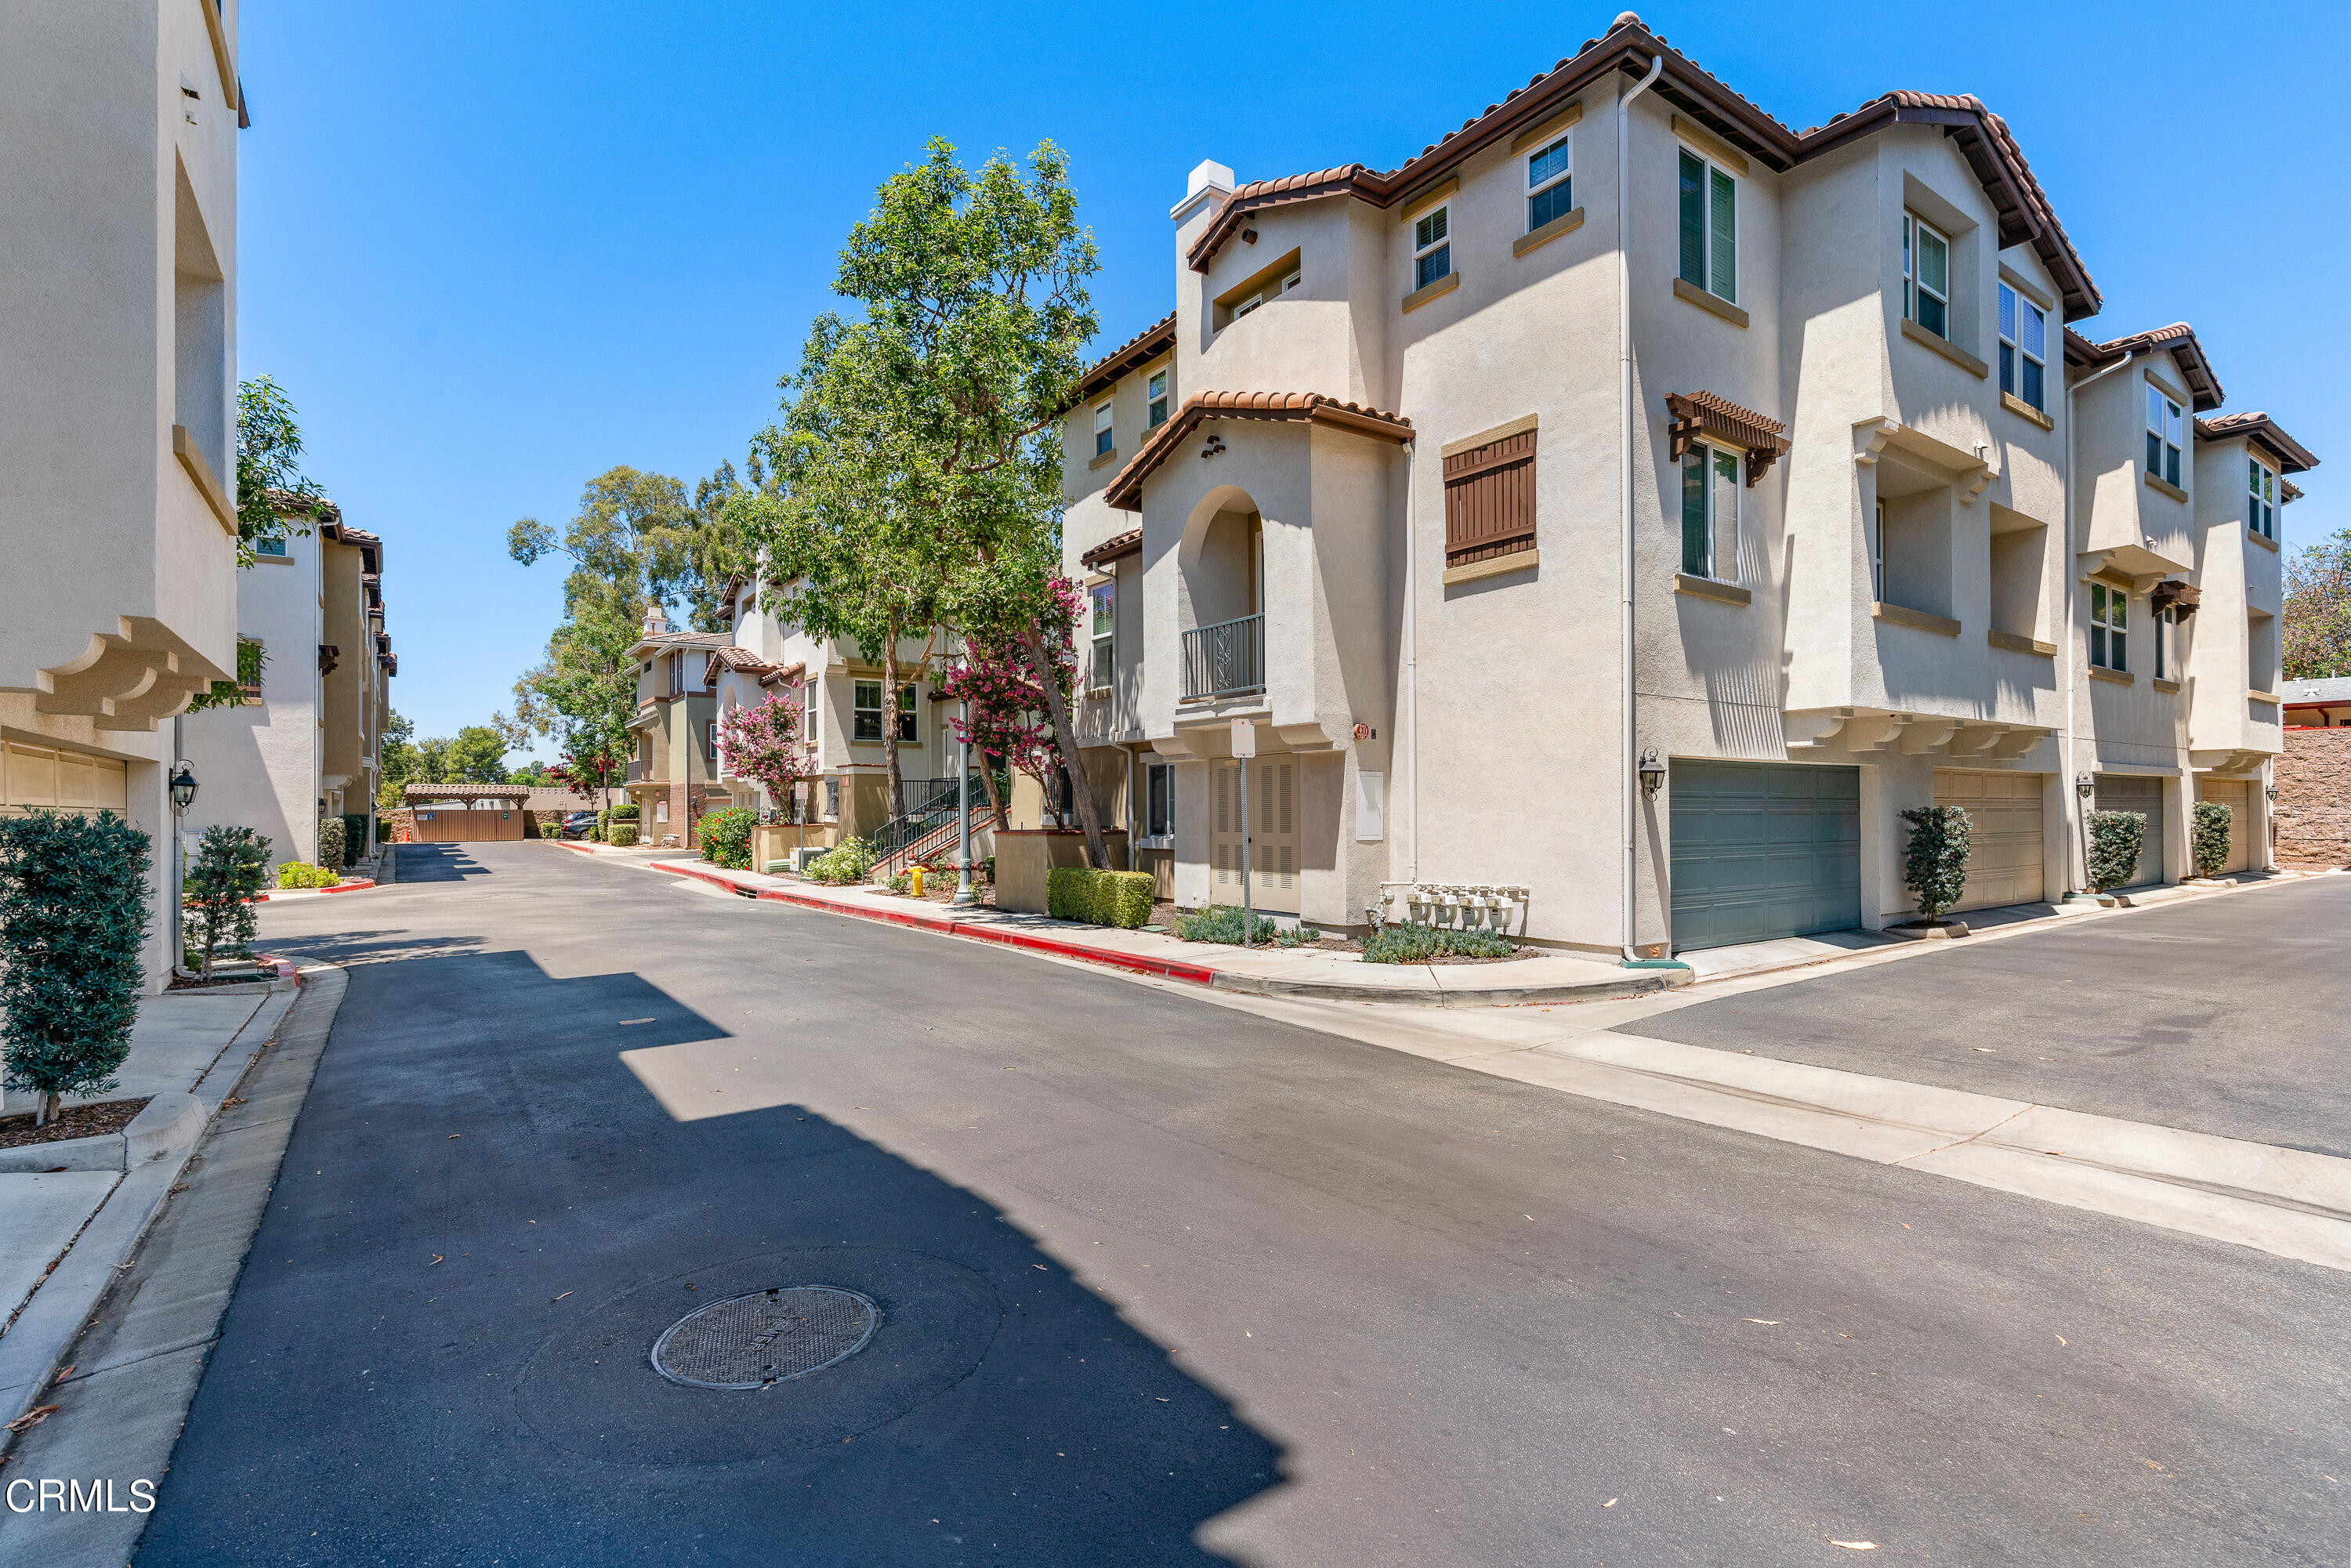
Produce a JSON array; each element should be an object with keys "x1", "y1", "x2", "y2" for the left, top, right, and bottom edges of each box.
[
  {"x1": 1637, "y1": 750, "x2": 1666, "y2": 796},
  {"x1": 2266, "y1": 784, "x2": 2280, "y2": 802},
  {"x1": 169, "y1": 761, "x2": 199, "y2": 814},
  {"x1": 2074, "y1": 774, "x2": 2095, "y2": 801}
]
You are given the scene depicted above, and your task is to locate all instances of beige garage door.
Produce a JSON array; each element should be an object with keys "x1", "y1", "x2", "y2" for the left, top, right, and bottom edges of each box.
[
  {"x1": 2195, "y1": 777, "x2": 2251, "y2": 873},
  {"x1": 1933, "y1": 770, "x2": 2047, "y2": 911}
]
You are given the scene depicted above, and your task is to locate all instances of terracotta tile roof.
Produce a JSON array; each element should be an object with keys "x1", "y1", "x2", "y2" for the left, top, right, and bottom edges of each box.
[
  {"x1": 2284, "y1": 479, "x2": 2305, "y2": 504},
  {"x1": 2063, "y1": 324, "x2": 2224, "y2": 411},
  {"x1": 629, "y1": 629, "x2": 730, "y2": 657},
  {"x1": 1105, "y1": 390, "x2": 1414, "y2": 512},
  {"x1": 1185, "y1": 167, "x2": 1376, "y2": 273},
  {"x1": 703, "y1": 646, "x2": 813, "y2": 689},
  {"x1": 403, "y1": 783, "x2": 532, "y2": 801},
  {"x1": 1063, "y1": 312, "x2": 1178, "y2": 413},
  {"x1": 758, "y1": 661, "x2": 806, "y2": 687},
  {"x1": 2195, "y1": 411, "x2": 2319, "y2": 473},
  {"x1": 1078, "y1": 528, "x2": 1143, "y2": 568}
]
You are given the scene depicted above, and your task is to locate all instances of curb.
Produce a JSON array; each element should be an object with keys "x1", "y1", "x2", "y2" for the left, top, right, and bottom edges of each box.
[{"x1": 255, "y1": 879, "x2": 375, "y2": 901}]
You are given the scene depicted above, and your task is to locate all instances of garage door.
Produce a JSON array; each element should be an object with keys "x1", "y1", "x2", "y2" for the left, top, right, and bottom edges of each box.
[
  {"x1": 1670, "y1": 762, "x2": 1860, "y2": 951},
  {"x1": 2092, "y1": 774, "x2": 2164, "y2": 888},
  {"x1": 2195, "y1": 777, "x2": 2251, "y2": 873},
  {"x1": 1932, "y1": 770, "x2": 2047, "y2": 911}
]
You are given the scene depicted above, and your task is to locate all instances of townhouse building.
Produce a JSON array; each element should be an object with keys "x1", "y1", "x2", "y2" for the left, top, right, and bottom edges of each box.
[
  {"x1": 623, "y1": 615, "x2": 729, "y2": 848},
  {"x1": 1, "y1": 0, "x2": 247, "y2": 984},
  {"x1": 1058, "y1": 13, "x2": 2318, "y2": 955}
]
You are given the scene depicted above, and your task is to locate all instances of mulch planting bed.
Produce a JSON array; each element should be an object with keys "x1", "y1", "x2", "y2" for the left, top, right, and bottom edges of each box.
[{"x1": 0, "y1": 1096, "x2": 152, "y2": 1151}]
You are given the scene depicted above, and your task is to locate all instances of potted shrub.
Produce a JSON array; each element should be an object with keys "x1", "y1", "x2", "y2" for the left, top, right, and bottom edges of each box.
[
  {"x1": 0, "y1": 812, "x2": 151, "y2": 1126},
  {"x1": 1892, "y1": 805, "x2": 1972, "y2": 937}
]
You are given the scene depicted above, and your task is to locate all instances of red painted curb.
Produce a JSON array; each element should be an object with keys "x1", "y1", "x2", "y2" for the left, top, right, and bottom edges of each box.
[{"x1": 255, "y1": 878, "x2": 375, "y2": 900}]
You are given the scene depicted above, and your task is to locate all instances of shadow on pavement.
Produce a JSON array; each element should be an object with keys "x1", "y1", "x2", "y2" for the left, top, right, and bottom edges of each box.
[
  {"x1": 390, "y1": 843, "x2": 494, "y2": 882},
  {"x1": 139, "y1": 947, "x2": 1283, "y2": 1567}
]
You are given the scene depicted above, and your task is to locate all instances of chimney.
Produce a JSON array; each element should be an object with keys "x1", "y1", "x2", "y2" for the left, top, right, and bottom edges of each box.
[
  {"x1": 642, "y1": 607, "x2": 671, "y2": 637},
  {"x1": 1174, "y1": 159, "x2": 1235, "y2": 222}
]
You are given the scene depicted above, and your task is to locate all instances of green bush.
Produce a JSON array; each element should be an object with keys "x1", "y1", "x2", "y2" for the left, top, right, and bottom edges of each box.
[
  {"x1": 340, "y1": 813, "x2": 371, "y2": 865},
  {"x1": 277, "y1": 860, "x2": 339, "y2": 890},
  {"x1": 1362, "y1": 922, "x2": 1516, "y2": 964},
  {"x1": 1173, "y1": 904, "x2": 1280, "y2": 945},
  {"x1": 1900, "y1": 804, "x2": 1972, "y2": 922},
  {"x1": 612, "y1": 802, "x2": 640, "y2": 821},
  {"x1": 808, "y1": 836, "x2": 874, "y2": 886},
  {"x1": 2191, "y1": 799, "x2": 2233, "y2": 878},
  {"x1": 700, "y1": 806, "x2": 755, "y2": 870},
  {"x1": 187, "y1": 824, "x2": 270, "y2": 977},
  {"x1": 1045, "y1": 866, "x2": 1089, "y2": 919},
  {"x1": 2086, "y1": 809, "x2": 2147, "y2": 893},
  {"x1": 0, "y1": 812, "x2": 152, "y2": 1124},
  {"x1": 1045, "y1": 867, "x2": 1157, "y2": 928},
  {"x1": 316, "y1": 816, "x2": 347, "y2": 871},
  {"x1": 609, "y1": 824, "x2": 639, "y2": 848},
  {"x1": 887, "y1": 870, "x2": 913, "y2": 895}
]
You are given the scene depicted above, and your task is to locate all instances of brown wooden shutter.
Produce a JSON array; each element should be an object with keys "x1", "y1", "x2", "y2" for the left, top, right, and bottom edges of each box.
[{"x1": 1443, "y1": 429, "x2": 1537, "y2": 567}]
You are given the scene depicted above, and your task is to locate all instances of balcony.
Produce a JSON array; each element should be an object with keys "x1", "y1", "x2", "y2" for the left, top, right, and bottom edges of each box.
[
  {"x1": 626, "y1": 760, "x2": 644, "y2": 784},
  {"x1": 1181, "y1": 613, "x2": 1263, "y2": 701}
]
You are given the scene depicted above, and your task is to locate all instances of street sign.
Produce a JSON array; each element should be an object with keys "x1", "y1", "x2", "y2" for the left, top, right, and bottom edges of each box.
[{"x1": 1230, "y1": 719, "x2": 1255, "y2": 758}]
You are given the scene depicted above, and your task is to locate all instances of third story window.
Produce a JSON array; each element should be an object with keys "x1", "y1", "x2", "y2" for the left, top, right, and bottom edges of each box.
[
  {"x1": 1998, "y1": 283, "x2": 2047, "y2": 411},
  {"x1": 1527, "y1": 134, "x2": 1573, "y2": 230},
  {"x1": 1413, "y1": 205, "x2": 1451, "y2": 290},
  {"x1": 1147, "y1": 368, "x2": 1169, "y2": 428},
  {"x1": 1677, "y1": 149, "x2": 1737, "y2": 302},
  {"x1": 1680, "y1": 443, "x2": 1741, "y2": 581},
  {"x1": 1904, "y1": 215, "x2": 1950, "y2": 339},
  {"x1": 2146, "y1": 386, "x2": 2184, "y2": 488},
  {"x1": 2248, "y1": 458, "x2": 2277, "y2": 539},
  {"x1": 1093, "y1": 400, "x2": 1114, "y2": 458},
  {"x1": 2090, "y1": 581, "x2": 2128, "y2": 671},
  {"x1": 1089, "y1": 578, "x2": 1115, "y2": 690}
]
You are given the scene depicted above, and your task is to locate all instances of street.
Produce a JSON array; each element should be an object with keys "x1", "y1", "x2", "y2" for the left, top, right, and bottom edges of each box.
[{"x1": 143, "y1": 844, "x2": 2349, "y2": 1566}]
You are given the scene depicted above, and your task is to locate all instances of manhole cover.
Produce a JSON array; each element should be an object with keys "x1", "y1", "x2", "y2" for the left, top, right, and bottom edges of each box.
[{"x1": 650, "y1": 1286, "x2": 879, "y2": 1389}]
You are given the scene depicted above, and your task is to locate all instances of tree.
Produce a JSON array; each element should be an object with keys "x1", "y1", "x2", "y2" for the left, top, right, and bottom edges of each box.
[
  {"x1": 2284, "y1": 527, "x2": 2351, "y2": 680},
  {"x1": 237, "y1": 376, "x2": 331, "y2": 567},
  {"x1": 376, "y1": 709, "x2": 419, "y2": 813},
  {"x1": 1900, "y1": 805, "x2": 1972, "y2": 924},
  {"x1": 436, "y1": 726, "x2": 511, "y2": 784},
  {"x1": 186, "y1": 824, "x2": 271, "y2": 980},
  {"x1": 0, "y1": 813, "x2": 151, "y2": 1126},
  {"x1": 501, "y1": 596, "x2": 639, "y2": 817},
  {"x1": 2086, "y1": 809, "x2": 2146, "y2": 895},
  {"x1": 717, "y1": 694, "x2": 806, "y2": 819},
  {"x1": 936, "y1": 576, "x2": 1082, "y2": 827},
  {"x1": 737, "y1": 139, "x2": 1109, "y2": 860}
]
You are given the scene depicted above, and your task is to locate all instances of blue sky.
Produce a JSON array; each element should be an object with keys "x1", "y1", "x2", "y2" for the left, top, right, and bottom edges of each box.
[{"x1": 240, "y1": 1, "x2": 2346, "y2": 760}]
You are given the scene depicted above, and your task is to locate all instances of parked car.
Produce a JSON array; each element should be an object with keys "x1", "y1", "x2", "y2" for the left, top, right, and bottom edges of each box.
[{"x1": 556, "y1": 812, "x2": 597, "y2": 840}]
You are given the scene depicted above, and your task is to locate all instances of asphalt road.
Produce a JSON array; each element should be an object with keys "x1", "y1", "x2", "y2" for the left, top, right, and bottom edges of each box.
[
  {"x1": 140, "y1": 844, "x2": 2349, "y2": 1566},
  {"x1": 1622, "y1": 875, "x2": 2351, "y2": 1160}
]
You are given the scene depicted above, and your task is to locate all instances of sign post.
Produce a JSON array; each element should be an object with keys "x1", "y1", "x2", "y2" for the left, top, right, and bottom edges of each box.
[{"x1": 1232, "y1": 718, "x2": 1255, "y2": 943}]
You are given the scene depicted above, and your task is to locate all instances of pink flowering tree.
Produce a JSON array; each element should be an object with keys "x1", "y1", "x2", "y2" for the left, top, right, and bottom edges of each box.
[
  {"x1": 939, "y1": 574, "x2": 1081, "y2": 827},
  {"x1": 718, "y1": 693, "x2": 806, "y2": 821}
]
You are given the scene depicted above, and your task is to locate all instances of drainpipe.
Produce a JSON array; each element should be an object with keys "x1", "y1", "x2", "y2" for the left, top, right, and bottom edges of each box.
[
  {"x1": 1617, "y1": 49, "x2": 1664, "y2": 964},
  {"x1": 1404, "y1": 436, "x2": 1418, "y2": 885},
  {"x1": 2063, "y1": 346, "x2": 2141, "y2": 896}
]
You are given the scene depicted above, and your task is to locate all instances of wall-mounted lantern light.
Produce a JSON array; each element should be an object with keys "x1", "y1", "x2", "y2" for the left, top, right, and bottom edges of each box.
[
  {"x1": 1638, "y1": 750, "x2": 1667, "y2": 797},
  {"x1": 169, "y1": 761, "x2": 198, "y2": 815},
  {"x1": 2266, "y1": 784, "x2": 2280, "y2": 802},
  {"x1": 2074, "y1": 774, "x2": 2095, "y2": 801}
]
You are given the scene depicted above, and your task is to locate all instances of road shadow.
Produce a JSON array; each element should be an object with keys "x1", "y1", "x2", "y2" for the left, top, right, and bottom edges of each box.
[
  {"x1": 139, "y1": 947, "x2": 1284, "y2": 1566},
  {"x1": 391, "y1": 842, "x2": 494, "y2": 882}
]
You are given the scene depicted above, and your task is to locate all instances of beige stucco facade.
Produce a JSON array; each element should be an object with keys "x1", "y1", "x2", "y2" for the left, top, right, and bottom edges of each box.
[{"x1": 1059, "y1": 15, "x2": 2317, "y2": 954}]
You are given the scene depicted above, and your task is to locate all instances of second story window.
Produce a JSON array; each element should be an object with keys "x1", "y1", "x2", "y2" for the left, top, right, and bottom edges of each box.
[
  {"x1": 669, "y1": 653, "x2": 685, "y2": 697},
  {"x1": 2146, "y1": 386, "x2": 2184, "y2": 489},
  {"x1": 2090, "y1": 581, "x2": 2128, "y2": 672},
  {"x1": 1998, "y1": 284, "x2": 2047, "y2": 411},
  {"x1": 853, "y1": 682, "x2": 916, "y2": 742},
  {"x1": 2154, "y1": 603, "x2": 2176, "y2": 680},
  {"x1": 1527, "y1": 135, "x2": 1573, "y2": 230},
  {"x1": 1147, "y1": 369, "x2": 1169, "y2": 429},
  {"x1": 255, "y1": 536, "x2": 288, "y2": 558},
  {"x1": 1903, "y1": 215, "x2": 1950, "y2": 339},
  {"x1": 1089, "y1": 579, "x2": 1114, "y2": 690},
  {"x1": 1680, "y1": 443, "x2": 1741, "y2": 581},
  {"x1": 705, "y1": 719, "x2": 719, "y2": 762},
  {"x1": 1093, "y1": 401, "x2": 1114, "y2": 458},
  {"x1": 1413, "y1": 205, "x2": 1451, "y2": 290},
  {"x1": 2248, "y1": 457, "x2": 2278, "y2": 539},
  {"x1": 1678, "y1": 150, "x2": 1737, "y2": 302}
]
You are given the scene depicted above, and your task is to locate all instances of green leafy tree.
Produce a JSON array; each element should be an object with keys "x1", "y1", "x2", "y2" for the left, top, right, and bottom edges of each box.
[
  {"x1": 376, "y1": 710, "x2": 419, "y2": 813},
  {"x1": 1900, "y1": 806, "x2": 1972, "y2": 923},
  {"x1": 0, "y1": 813, "x2": 152, "y2": 1125},
  {"x1": 2086, "y1": 810, "x2": 2146, "y2": 894},
  {"x1": 2284, "y1": 527, "x2": 2351, "y2": 680},
  {"x1": 237, "y1": 376, "x2": 331, "y2": 565},
  {"x1": 186, "y1": 824, "x2": 271, "y2": 980},
  {"x1": 436, "y1": 726, "x2": 511, "y2": 784}
]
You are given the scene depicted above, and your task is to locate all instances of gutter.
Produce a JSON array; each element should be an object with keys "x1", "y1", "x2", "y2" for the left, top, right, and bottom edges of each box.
[
  {"x1": 2063, "y1": 346, "x2": 2143, "y2": 896},
  {"x1": 1618, "y1": 50, "x2": 1665, "y2": 965}
]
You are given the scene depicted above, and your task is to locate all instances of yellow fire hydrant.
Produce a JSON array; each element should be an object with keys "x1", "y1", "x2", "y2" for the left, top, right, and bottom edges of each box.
[{"x1": 909, "y1": 867, "x2": 925, "y2": 897}]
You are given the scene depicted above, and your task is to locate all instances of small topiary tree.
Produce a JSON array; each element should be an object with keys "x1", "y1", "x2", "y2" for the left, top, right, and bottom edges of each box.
[
  {"x1": 1900, "y1": 804, "x2": 1972, "y2": 924},
  {"x1": 2086, "y1": 809, "x2": 2147, "y2": 894},
  {"x1": 187, "y1": 824, "x2": 271, "y2": 980},
  {"x1": 609, "y1": 824, "x2": 638, "y2": 847},
  {"x1": 2191, "y1": 800, "x2": 2233, "y2": 878},
  {"x1": 700, "y1": 806, "x2": 755, "y2": 870},
  {"x1": 316, "y1": 816, "x2": 347, "y2": 871},
  {"x1": 0, "y1": 812, "x2": 152, "y2": 1125}
]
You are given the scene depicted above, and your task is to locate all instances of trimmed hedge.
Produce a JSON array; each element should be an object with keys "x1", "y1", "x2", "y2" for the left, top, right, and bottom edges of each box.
[
  {"x1": 1046, "y1": 867, "x2": 1157, "y2": 929},
  {"x1": 609, "y1": 824, "x2": 639, "y2": 848},
  {"x1": 277, "y1": 860, "x2": 339, "y2": 889},
  {"x1": 612, "y1": 802, "x2": 641, "y2": 821},
  {"x1": 0, "y1": 812, "x2": 152, "y2": 1124},
  {"x1": 2191, "y1": 799, "x2": 2233, "y2": 878},
  {"x1": 316, "y1": 817, "x2": 347, "y2": 871},
  {"x1": 2086, "y1": 809, "x2": 2146, "y2": 893}
]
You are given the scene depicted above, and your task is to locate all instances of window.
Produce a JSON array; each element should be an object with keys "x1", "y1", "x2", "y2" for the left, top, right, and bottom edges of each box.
[
  {"x1": 1441, "y1": 425, "x2": 1538, "y2": 567},
  {"x1": 1145, "y1": 762, "x2": 1174, "y2": 843},
  {"x1": 1089, "y1": 579, "x2": 1114, "y2": 690},
  {"x1": 1147, "y1": 368, "x2": 1169, "y2": 428},
  {"x1": 255, "y1": 536, "x2": 287, "y2": 557},
  {"x1": 2089, "y1": 581, "x2": 2128, "y2": 671},
  {"x1": 824, "y1": 778, "x2": 840, "y2": 819},
  {"x1": 853, "y1": 682, "x2": 914, "y2": 741},
  {"x1": 1903, "y1": 215, "x2": 1950, "y2": 339},
  {"x1": 2248, "y1": 458, "x2": 2278, "y2": 540},
  {"x1": 1998, "y1": 284, "x2": 2047, "y2": 411},
  {"x1": 1093, "y1": 400, "x2": 1114, "y2": 458},
  {"x1": 1231, "y1": 291, "x2": 1262, "y2": 319},
  {"x1": 705, "y1": 719, "x2": 719, "y2": 762},
  {"x1": 1527, "y1": 134, "x2": 1573, "y2": 230},
  {"x1": 2154, "y1": 604, "x2": 2176, "y2": 680},
  {"x1": 668, "y1": 654, "x2": 686, "y2": 697},
  {"x1": 1869, "y1": 500, "x2": 1886, "y2": 602},
  {"x1": 1680, "y1": 444, "x2": 1741, "y2": 581},
  {"x1": 1677, "y1": 149, "x2": 1737, "y2": 302},
  {"x1": 1413, "y1": 204, "x2": 1451, "y2": 290},
  {"x1": 2146, "y1": 386, "x2": 2184, "y2": 489},
  {"x1": 1281, "y1": 270, "x2": 1302, "y2": 295}
]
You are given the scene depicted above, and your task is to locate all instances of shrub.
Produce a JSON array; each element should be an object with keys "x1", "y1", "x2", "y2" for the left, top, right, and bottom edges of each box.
[
  {"x1": 1045, "y1": 867, "x2": 1157, "y2": 928},
  {"x1": 1361, "y1": 922, "x2": 1516, "y2": 964},
  {"x1": 1900, "y1": 804, "x2": 1972, "y2": 922},
  {"x1": 2085, "y1": 809, "x2": 2147, "y2": 893},
  {"x1": 2191, "y1": 799, "x2": 2233, "y2": 878},
  {"x1": 1173, "y1": 904, "x2": 1280, "y2": 945},
  {"x1": 340, "y1": 813, "x2": 371, "y2": 865},
  {"x1": 887, "y1": 870, "x2": 913, "y2": 895},
  {"x1": 1045, "y1": 866, "x2": 1090, "y2": 920},
  {"x1": 612, "y1": 802, "x2": 640, "y2": 821},
  {"x1": 187, "y1": 824, "x2": 270, "y2": 978},
  {"x1": 0, "y1": 812, "x2": 152, "y2": 1125},
  {"x1": 316, "y1": 816, "x2": 347, "y2": 871},
  {"x1": 700, "y1": 806, "x2": 755, "y2": 870},
  {"x1": 277, "y1": 860, "x2": 339, "y2": 889},
  {"x1": 808, "y1": 836, "x2": 874, "y2": 886},
  {"x1": 609, "y1": 824, "x2": 639, "y2": 848}
]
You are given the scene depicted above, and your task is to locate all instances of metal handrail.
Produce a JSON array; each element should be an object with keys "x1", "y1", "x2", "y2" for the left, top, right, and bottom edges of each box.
[
  {"x1": 871, "y1": 775, "x2": 980, "y2": 865},
  {"x1": 1181, "y1": 613, "x2": 1263, "y2": 701}
]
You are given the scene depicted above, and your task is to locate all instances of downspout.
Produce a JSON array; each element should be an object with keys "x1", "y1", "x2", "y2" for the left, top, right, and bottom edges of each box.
[
  {"x1": 1618, "y1": 49, "x2": 1665, "y2": 964},
  {"x1": 1404, "y1": 436, "x2": 1418, "y2": 884},
  {"x1": 2063, "y1": 345, "x2": 2141, "y2": 897}
]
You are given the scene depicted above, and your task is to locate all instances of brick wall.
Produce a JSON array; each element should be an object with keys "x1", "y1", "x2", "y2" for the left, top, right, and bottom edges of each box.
[{"x1": 2275, "y1": 728, "x2": 2351, "y2": 867}]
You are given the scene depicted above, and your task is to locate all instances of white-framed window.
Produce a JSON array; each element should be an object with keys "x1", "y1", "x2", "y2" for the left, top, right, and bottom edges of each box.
[
  {"x1": 1527, "y1": 134, "x2": 1573, "y2": 230},
  {"x1": 1089, "y1": 578, "x2": 1114, "y2": 690},
  {"x1": 1281, "y1": 270, "x2": 1302, "y2": 295},
  {"x1": 1903, "y1": 214, "x2": 1950, "y2": 339},
  {"x1": 1231, "y1": 290, "x2": 1262, "y2": 320},
  {"x1": 2090, "y1": 581, "x2": 2128, "y2": 671},
  {"x1": 1998, "y1": 283, "x2": 2047, "y2": 411},
  {"x1": 2154, "y1": 603, "x2": 2176, "y2": 680},
  {"x1": 704, "y1": 719, "x2": 719, "y2": 762},
  {"x1": 2248, "y1": 457, "x2": 2278, "y2": 540},
  {"x1": 1147, "y1": 368, "x2": 1169, "y2": 428},
  {"x1": 2146, "y1": 386, "x2": 2184, "y2": 489},
  {"x1": 668, "y1": 653, "x2": 685, "y2": 697},
  {"x1": 853, "y1": 680, "x2": 884, "y2": 741},
  {"x1": 1412, "y1": 204, "x2": 1451, "y2": 290},
  {"x1": 255, "y1": 535, "x2": 287, "y2": 557},
  {"x1": 824, "y1": 778, "x2": 839, "y2": 820},
  {"x1": 1680, "y1": 442, "x2": 1741, "y2": 581},
  {"x1": 1092, "y1": 400, "x2": 1114, "y2": 458},
  {"x1": 1869, "y1": 499, "x2": 1887, "y2": 602},
  {"x1": 1677, "y1": 148, "x2": 1737, "y2": 302},
  {"x1": 1144, "y1": 762, "x2": 1175, "y2": 845}
]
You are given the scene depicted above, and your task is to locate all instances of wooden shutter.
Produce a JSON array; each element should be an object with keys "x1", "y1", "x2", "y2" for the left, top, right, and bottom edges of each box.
[{"x1": 1443, "y1": 429, "x2": 1538, "y2": 567}]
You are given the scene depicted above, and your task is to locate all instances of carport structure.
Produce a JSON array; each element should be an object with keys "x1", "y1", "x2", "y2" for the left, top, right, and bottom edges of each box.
[{"x1": 404, "y1": 782, "x2": 532, "y2": 842}]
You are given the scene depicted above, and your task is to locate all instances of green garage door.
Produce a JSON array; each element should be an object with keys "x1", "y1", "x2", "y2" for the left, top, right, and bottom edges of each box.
[{"x1": 1670, "y1": 761, "x2": 1861, "y2": 951}]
